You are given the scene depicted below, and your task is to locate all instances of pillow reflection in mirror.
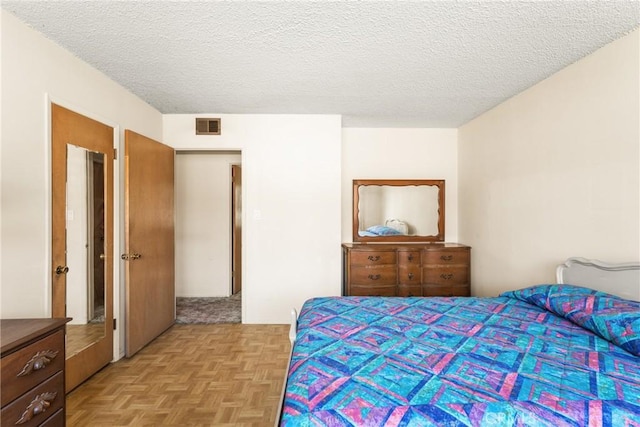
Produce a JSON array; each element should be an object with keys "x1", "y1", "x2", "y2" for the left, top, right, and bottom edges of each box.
[
  {"x1": 365, "y1": 225, "x2": 402, "y2": 236},
  {"x1": 384, "y1": 219, "x2": 408, "y2": 235}
]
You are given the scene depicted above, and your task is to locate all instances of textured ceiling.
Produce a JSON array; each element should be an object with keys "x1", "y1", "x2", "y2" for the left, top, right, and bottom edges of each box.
[{"x1": 3, "y1": 1, "x2": 639, "y2": 127}]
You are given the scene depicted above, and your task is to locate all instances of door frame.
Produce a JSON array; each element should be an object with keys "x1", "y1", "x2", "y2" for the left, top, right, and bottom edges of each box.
[{"x1": 46, "y1": 95, "x2": 122, "y2": 361}]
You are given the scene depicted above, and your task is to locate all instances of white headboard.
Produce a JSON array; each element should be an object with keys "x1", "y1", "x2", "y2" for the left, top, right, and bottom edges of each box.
[{"x1": 556, "y1": 257, "x2": 640, "y2": 301}]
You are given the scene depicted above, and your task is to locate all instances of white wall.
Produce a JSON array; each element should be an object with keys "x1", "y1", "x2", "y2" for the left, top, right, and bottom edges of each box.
[
  {"x1": 342, "y1": 128, "x2": 459, "y2": 242},
  {"x1": 459, "y1": 28, "x2": 640, "y2": 297},
  {"x1": 164, "y1": 114, "x2": 342, "y2": 323},
  {"x1": 1, "y1": 11, "x2": 162, "y2": 359},
  {"x1": 66, "y1": 145, "x2": 89, "y2": 324},
  {"x1": 175, "y1": 152, "x2": 241, "y2": 297}
]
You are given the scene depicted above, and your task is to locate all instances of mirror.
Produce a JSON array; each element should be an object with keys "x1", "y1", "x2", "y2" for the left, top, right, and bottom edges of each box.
[
  {"x1": 353, "y1": 179, "x2": 445, "y2": 242},
  {"x1": 65, "y1": 144, "x2": 106, "y2": 359}
]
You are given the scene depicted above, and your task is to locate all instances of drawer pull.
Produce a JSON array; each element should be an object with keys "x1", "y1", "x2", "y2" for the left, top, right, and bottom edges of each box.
[
  {"x1": 18, "y1": 350, "x2": 59, "y2": 377},
  {"x1": 408, "y1": 254, "x2": 414, "y2": 261},
  {"x1": 440, "y1": 255, "x2": 453, "y2": 261},
  {"x1": 16, "y1": 391, "x2": 57, "y2": 424},
  {"x1": 367, "y1": 255, "x2": 380, "y2": 262},
  {"x1": 408, "y1": 273, "x2": 414, "y2": 280},
  {"x1": 440, "y1": 273, "x2": 453, "y2": 280},
  {"x1": 368, "y1": 274, "x2": 381, "y2": 280}
]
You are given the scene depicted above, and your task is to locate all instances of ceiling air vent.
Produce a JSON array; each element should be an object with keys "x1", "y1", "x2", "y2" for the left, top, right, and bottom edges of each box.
[{"x1": 195, "y1": 118, "x2": 221, "y2": 135}]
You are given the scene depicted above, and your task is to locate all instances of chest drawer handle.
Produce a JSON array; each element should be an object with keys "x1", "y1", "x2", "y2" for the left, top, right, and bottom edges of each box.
[
  {"x1": 408, "y1": 273, "x2": 414, "y2": 280},
  {"x1": 18, "y1": 350, "x2": 59, "y2": 377},
  {"x1": 440, "y1": 273, "x2": 453, "y2": 280},
  {"x1": 16, "y1": 391, "x2": 58, "y2": 424},
  {"x1": 367, "y1": 255, "x2": 380, "y2": 262},
  {"x1": 368, "y1": 274, "x2": 381, "y2": 280},
  {"x1": 407, "y1": 254, "x2": 414, "y2": 261},
  {"x1": 440, "y1": 255, "x2": 453, "y2": 261}
]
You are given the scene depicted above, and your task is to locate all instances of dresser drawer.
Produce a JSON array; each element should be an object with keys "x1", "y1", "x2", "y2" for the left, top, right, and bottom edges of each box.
[
  {"x1": 1, "y1": 330, "x2": 64, "y2": 407},
  {"x1": 40, "y1": 408, "x2": 64, "y2": 427},
  {"x1": 350, "y1": 251, "x2": 396, "y2": 266},
  {"x1": 398, "y1": 265, "x2": 421, "y2": 285},
  {"x1": 397, "y1": 250, "x2": 420, "y2": 266},
  {"x1": 350, "y1": 266, "x2": 397, "y2": 285},
  {"x1": 1, "y1": 371, "x2": 64, "y2": 427},
  {"x1": 423, "y1": 284, "x2": 470, "y2": 297},
  {"x1": 423, "y1": 266, "x2": 469, "y2": 285},
  {"x1": 398, "y1": 284, "x2": 422, "y2": 297},
  {"x1": 423, "y1": 250, "x2": 470, "y2": 265},
  {"x1": 349, "y1": 284, "x2": 396, "y2": 296}
]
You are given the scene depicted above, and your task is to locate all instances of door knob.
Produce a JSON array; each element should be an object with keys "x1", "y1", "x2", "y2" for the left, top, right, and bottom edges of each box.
[
  {"x1": 55, "y1": 265, "x2": 69, "y2": 275},
  {"x1": 99, "y1": 254, "x2": 106, "y2": 260},
  {"x1": 121, "y1": 253, "x2": 142, "y2": 260}
]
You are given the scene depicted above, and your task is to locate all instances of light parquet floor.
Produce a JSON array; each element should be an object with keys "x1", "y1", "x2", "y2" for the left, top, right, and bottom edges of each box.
[{"x1": 67, "y1": 324, "x2": 291, "y2": 426}]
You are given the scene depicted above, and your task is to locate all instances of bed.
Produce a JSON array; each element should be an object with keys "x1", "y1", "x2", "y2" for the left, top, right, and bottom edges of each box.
[{"x1": 277, "y1": 258, "x2": 640, "y2": 426}]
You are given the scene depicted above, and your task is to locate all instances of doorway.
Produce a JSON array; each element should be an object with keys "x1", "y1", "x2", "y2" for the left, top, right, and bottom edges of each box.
[{"x1": 175, "y1": 151, "x2": 241, "y2": 323}]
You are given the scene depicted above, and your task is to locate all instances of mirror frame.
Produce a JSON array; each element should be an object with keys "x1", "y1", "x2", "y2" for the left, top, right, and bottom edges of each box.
[{"x1": 352, "y1": 179, "x2": 445, "y2": 243}]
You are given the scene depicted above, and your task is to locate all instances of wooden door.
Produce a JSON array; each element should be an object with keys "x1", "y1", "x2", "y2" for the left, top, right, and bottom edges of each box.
[
  {"x1": 51, "y1": 104, "x2": 114, "y2": 392},
  {"x1": 232, "y1": 165, "x2": 242, "y2": 295},
  {"x1": 124, "y1": 130, "x2": 175, "y2": 357}
]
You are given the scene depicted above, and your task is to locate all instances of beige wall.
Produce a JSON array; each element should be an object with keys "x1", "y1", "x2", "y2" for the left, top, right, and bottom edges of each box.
[
  {"x1": 1, "y1": 11, "x2": 163, "y2": 358},
  {"x1": 164, "y1": 114, "x2": 342, "y2": 324},
  {"x1": 459, "y1": 29, "x2": 640, "y2": 297},
  {"x1": 342, "y1": 128, "x2": 459, "y2": 242},
  {"x1": 175, "y1": 152, "x2": 241, "y2": 298}
]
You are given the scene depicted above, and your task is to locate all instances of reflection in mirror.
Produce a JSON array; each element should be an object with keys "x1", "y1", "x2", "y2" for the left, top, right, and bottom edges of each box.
[
  {"x1": 358, "y1": 185, "x2": 439, "y2": 236},
  {"x1": 353, "y1": 179, "x2": 445, "y2": 242},
  {"x1": 65, "y1": 144, "x2": 106, "y2": 359}
]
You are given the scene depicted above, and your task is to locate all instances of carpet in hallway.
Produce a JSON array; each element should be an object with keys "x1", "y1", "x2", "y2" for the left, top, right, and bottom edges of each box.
[{"x1": 176, "y1": 292, "x2": 241, "y2": 324}]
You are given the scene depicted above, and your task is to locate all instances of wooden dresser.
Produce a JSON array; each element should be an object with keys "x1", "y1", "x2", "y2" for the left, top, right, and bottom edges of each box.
[
  {"x1": 1, "y1": 318, "x2": 69, "y2": 427},
  {"x1": 342, "y1": 243, "x2": 471, "y2": 297}
]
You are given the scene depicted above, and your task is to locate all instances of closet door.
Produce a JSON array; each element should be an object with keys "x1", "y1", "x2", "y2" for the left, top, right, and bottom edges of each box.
[
  {"x1": 51, "y1": 104, "x2": 114, "y2": 392},
  {"x1": 124, "y1": 130, "x2": 175, "y2": 357}
]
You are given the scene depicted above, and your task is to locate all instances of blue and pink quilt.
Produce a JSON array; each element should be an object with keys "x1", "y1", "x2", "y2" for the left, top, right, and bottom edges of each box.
[{"x1": 281, "y1": 286, "x2": 640, "y2": 426}]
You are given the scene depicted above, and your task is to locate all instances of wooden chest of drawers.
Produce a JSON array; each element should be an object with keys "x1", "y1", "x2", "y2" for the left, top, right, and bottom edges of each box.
[
  {"x1": 342, "y1": 243, "x2": 471, "y2": 297},
  {"x1": 1, "y1": 318, "x2": 69, "y2": 427}
]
